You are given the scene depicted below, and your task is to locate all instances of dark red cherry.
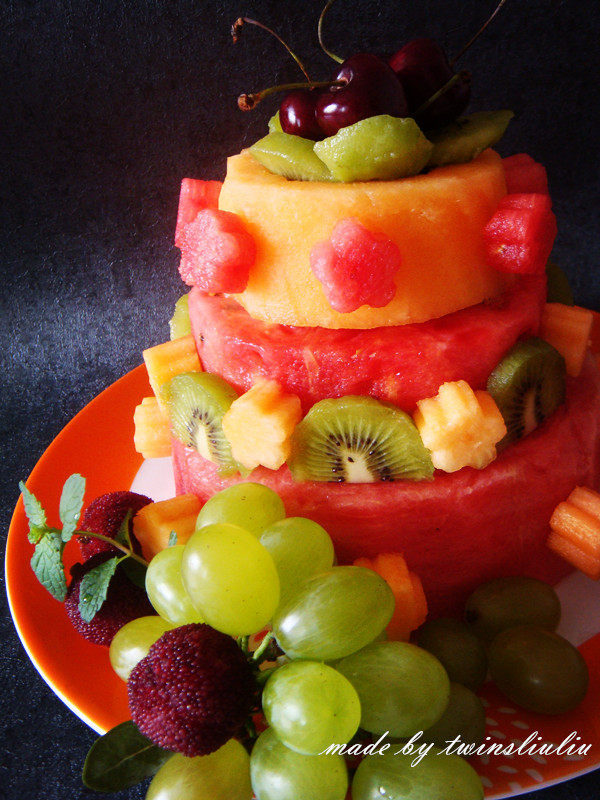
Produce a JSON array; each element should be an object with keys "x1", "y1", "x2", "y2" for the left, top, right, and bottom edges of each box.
[
  {"x1": 389, "y1": 38, "x2": 470, "y2": 128},
  {"x1": 315, "y1": 53, "x2": 408, "y2": 138},
  {"x1": 279, "y1": 89, "x2": 325, "y2": 140}
]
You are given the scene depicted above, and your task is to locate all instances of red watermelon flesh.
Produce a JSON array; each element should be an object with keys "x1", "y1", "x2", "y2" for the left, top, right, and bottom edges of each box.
[
  {"x1": 189, "y1": 276, "x2": 546, "y2": 413},
  {"x1": 173, "y1": 356, "x2": 600, "y2": 615}
]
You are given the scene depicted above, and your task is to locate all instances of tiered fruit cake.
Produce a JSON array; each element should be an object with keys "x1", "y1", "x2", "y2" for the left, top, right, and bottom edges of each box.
[{"x1": 136, "y1": 19, "x2": 600, "y2": 616}]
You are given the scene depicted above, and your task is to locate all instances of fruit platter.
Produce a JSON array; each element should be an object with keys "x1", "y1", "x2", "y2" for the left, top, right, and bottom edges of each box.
[{"x1": 5, "y1": 1, "x2": 600, "y2": 798}]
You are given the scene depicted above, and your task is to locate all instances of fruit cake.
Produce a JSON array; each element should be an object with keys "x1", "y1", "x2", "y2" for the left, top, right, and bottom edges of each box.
[{"x1": 136, "y1": 29, "x2": 600, "y2": 616}]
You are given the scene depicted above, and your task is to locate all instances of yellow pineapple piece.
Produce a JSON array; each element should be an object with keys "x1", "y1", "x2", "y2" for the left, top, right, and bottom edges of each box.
[
  {"x1": 222, "y1": 379, "x2": 302, "y2": 471},
  {"x1": 133, "y1": 397, "x2": 172, "y2": 459},
  {"x1": 133, "y1": 494, "x2": 202, "y2": 562},
  {"x1": 414, "y1": 381, "x2": 506, "y2": 472},
  {"x1": 539, "y1": 303, "x2": 593, "y2": 377},
  {"x1": 143, "y1": 334, "x2": 202, "y2": 410}
]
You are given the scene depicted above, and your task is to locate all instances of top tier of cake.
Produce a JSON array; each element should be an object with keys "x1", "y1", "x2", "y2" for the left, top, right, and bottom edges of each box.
[{"x1": 218, "y1": 148, "x2": 509, "y2": 329}]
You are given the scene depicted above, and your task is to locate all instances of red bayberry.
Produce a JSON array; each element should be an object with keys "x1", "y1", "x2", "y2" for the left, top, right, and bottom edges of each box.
[
  {"x1": 484, "y1": 193, "x2": 557, "y2": 276},
  {"x1": 79, "y1": 491, "x2": 151, "y2": 560},
  {"x1": 503, "y1": 154, "x2": 549, "y2": 195},
  {"x1": 128, "y1": 624, "x2": 257, "y2": 757},
  {"x1": 178, "y1": 208, "x2": 256, "y2": 293},
  {"x1": 310, "y1": 218, "x2": 402, "y2": 313},
  {"x1": 174, "y1": 179, "x2": 222, "y2": 248}
]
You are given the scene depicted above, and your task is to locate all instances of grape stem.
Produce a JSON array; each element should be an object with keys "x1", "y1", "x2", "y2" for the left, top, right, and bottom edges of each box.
[
  {"x1": 318, "y1": 0, "x2": 344, "y2": 64},
  {"x1": 253, "y1": 631, "x2": 276, "y2": 662},
  {"x1": 49, "y1": 527, "x2": 149, "y2": 567}
]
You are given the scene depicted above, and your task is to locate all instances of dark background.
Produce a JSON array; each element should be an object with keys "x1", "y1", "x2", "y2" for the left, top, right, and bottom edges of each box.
[{"x1": 1, "y1": 0, "x2": 599, "y2": 797}]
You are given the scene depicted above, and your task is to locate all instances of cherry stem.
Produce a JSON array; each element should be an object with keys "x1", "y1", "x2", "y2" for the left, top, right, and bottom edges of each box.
[
  {"x1": 414, "y1": 70, "x2": 471, "y2": 119},
  {"x1": 232, "y1": 17, "x2": 312, "y2": 83},
  {"x1": 318, "y1": 0, "x2": 344, "y2": 64},
  {"x1": 450, "y1": 0, "x2": 510, "y2": 66},
  {"x1": 238, "y1": 79, "x2": 345, "y2": 111}
]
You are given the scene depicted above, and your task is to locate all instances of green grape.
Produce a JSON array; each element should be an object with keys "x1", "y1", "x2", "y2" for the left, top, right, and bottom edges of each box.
[
  {"x1": 108, "y1": 616, "x2": 173, "y2": 681},
  {"x1": 182, "y1": 523, "x2": 280, "y2": 636},
  {"x1": 272, "y1": 566, "x2": 394, "y2": 661},
  {"x1": 250, "y1": 727, "x2": 347, "y2": 800},
  {"x1": 488, "y1": 625, "x2": 589, "y2": 714},
  {"x1": 422, "y1": 682, "x2": 486, "y2": 748},
  {"x1": 352, "y1": 749, "x2": 483, "y2": 800},
  {"x1": 169, "y1": 293, "x2": 192, "y2": 339},
  {"x1": 335, "y1": 641, "x2": 450, "y2": 738},
  {"x1": 464, "y1": 576, "x2": 561, "y2": 642},
  {"x1": 145, "y1": 545, "x2": 204, "y2": 625},
  {"x1": 415, "y1": 617, "x2": 488, "y2": 690},
  {"x1": 260, "y1": 517, "x2": 334, "y2": 607},
  {"x1": 195, "y1": 483, "x2": 286, "y2": 537},
  {"x1": 262, "y1": 661, "x2": 361, "y2": 755},
  {"x1": 147, "y1": 739, "x2": 252, "y2": 800}
]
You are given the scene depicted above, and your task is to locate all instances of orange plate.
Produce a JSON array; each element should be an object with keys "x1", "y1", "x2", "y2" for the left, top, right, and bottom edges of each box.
[{"x1": 6, "y1": 312, "x2": 600, "y2": 797}]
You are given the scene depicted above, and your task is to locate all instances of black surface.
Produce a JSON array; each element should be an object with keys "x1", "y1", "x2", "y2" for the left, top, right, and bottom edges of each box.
[{"x1": 1, "y1": 0, "x2": 599, "y2": 797}]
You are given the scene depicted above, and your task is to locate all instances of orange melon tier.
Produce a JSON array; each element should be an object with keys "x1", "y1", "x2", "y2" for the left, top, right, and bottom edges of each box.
[{"x1": 219, "y1": 148, "x2": 509, "y2": 329}]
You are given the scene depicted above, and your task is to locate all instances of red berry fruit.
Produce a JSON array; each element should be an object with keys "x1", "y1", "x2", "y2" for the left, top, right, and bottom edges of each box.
[
  {"x1": 310, "y1": 218, "x2": 402, "y2": 313},
  {"x1": 79, "y1": 491, "x2": 151, "y2": 560},
  {"x1": 178, "y1": 208, "x2": 256, "y2": 294},
  {"x1": 65, "y1": 554, "x2": 156, "y2": 646},
  {"x1": 503, "y1": 154, "x2": 549, "y2": 195},
  {"x1": 175, "y1": 178, "x2": 223, "y2": 248},
  {"x1": 128, "y1": 624, "x2": 257, "y2": 757},
  {"x1": 483, "y1": 193, "x2": 557, "y2": 276}
]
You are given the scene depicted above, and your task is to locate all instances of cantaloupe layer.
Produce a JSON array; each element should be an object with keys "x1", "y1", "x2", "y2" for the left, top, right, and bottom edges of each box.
[{"x1": 218, "y1": 148, "x2": 509, "y2": 329}]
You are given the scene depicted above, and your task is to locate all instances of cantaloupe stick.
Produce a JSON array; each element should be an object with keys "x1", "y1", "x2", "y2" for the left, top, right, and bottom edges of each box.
[
  {"x1": 133, "y1": 494, "x2": 202, "y2": 562},
  {"x1": 539, "y1": 303, "x2": 593, "y2": 377},
  {"x1": 354, "y1": 553, "x2": 428, "y2": 641},
  {"x1": 548, "y1": 486, "x2": 600, "y2": 579},
  {"x1": 143, "y1": 335, "x2": 202, "y2": 410},
  {"x1": 222, "y1": 379, "x2": 302, "y2": 471},
  {"x1": 133, "y1": 397, "x2": 171, "y2": 459}
]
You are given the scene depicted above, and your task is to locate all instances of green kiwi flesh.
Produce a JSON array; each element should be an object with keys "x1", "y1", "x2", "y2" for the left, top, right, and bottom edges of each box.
[
  {"x1": 268, "y1": 111, "x2": 283, "y2": 133},
  {"x1": 427, "y1": 110, "x2": 514, "y2": 167},
  {"x1": 546, "y1": 260, "x2": 574, "y2": 305},
  {"x1": 486, "y1": 337, "x2": 566, "y2": 446},
  {"x1": 288, "y1": 396, "x2": 434, "y2": 482},
  {"x1": 161, "y1": 372, "x2": 239, "y2": 476},
  {"x1": 169, "y1": 293, "x2": 192, "y2": 340},
  {"x1": 250, "y1": 132, "x2": 334, "y2": 182},
  {"x1": 314, "y1": 115, "x2": 433, "y2": 182}
]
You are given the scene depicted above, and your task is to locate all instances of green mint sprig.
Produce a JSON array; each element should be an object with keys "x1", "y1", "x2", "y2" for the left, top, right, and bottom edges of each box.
[{"x1": 19, "y1": 474, "x2": 148, "y2": 617}]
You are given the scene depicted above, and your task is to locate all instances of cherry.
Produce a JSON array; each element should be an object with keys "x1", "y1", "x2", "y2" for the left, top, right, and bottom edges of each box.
[
  {"x1": 280, "y1": 89, "x2": 325, "y2": 140},
  {"x1": 389, "y1": 38, "x2": 470, "y2": 129},
  {"x1": 316, "y1": 53, "x2": 408, "y2": 138}
]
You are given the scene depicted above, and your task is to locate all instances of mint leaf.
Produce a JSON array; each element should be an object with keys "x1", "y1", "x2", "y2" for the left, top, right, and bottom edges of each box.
[
  {"x1": 168, "y1": 530, "x2": 178, "y2": 547},
  {"x1": 78, "y1": 557, "x2": 120, "y2": 622},
  {"x1": 19, "y1": 481, "x2": 47, "y2": 543},
  {"x1": 59, "y1": 473, "x2": 86, "y2": 542},
  {"x1": 30, "y1": 532, "x2": 66, "y2": 601},
  {"x1": 83, "y1": 721, "x2": 171, "y2": 792},
  {"x1": 114, "y1": 509, "x2": 133, "y2": 549}
]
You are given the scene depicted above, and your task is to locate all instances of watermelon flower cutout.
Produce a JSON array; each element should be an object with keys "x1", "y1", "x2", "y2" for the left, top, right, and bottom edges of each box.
[
  {"x1": 178, "y1": 207, "x2": 256, "y2": 294},
  {"x1": 310, "y1": 218, "x2": 402, "y2": 313}
]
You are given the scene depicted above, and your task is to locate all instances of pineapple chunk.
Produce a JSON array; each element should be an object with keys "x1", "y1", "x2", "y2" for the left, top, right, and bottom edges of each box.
[
  {"x1": 143, "y1": 334, "x2": 202, "y2": 410},
  {"x1": 540, "y1": 303, "x2": 593, "y2": 377},
  {"x1": 133, "y1": 494, "x2": 202, "y2": 562},
  {"x1": 222, "y1": 379, "x2": 302, "y2": 471},
  {"x1": 414, "y1": 381, "x2": 506, "y2": 472},
  {"x1": 133, "y1": 397, "x2": 171, "y2": 459}
]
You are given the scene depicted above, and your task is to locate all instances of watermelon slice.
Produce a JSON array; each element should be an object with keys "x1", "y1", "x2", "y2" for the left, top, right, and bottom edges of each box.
[
  {"x1": 503, "y1": 154, "x2": 549, "y2": 195},
  {"x1": 174, "y1": 178, "x2": 222, "y2": 247}
]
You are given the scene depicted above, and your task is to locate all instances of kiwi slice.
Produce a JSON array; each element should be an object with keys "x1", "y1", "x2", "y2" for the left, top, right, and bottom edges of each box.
[
  {"x1": 250, "y1": 132, "x2": 334, "y2": 181},
  {"x1": 288, "y1": 396, "x2": 434, "y2": 482},
  {"x1": 268, "y1": 111, "x2": 283, "y2": 133},
  {"x1": 427, "y1": 110, "x2": 514, "y2": 167},
  {"x1": 486, "y1": 337, "x2": 566, "y2": 446},
  {"x1": 169, "y1": 293, "x2": 191, "y2": 340},
  {"x1": 314, "y1": 114, "x2": 433, "y2": 182},
  {"x1": 546, "y1": 260, "x2": 574, "y2": 305},
  {"x1": 162, "y1": 372, "x2": 239, "y2": 476}
]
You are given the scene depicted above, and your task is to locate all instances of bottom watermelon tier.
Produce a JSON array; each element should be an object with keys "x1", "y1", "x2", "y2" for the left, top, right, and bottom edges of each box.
[{"x1": 172, "y1": 355, "x2": 600, "y2": 615}]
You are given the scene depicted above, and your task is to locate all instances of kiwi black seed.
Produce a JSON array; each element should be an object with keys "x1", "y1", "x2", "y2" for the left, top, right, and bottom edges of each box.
[
  {"x1": 287, "y1": 396, "x2": 434, "y2": 482},
  {"x1": 161, "y1": 372, "x2": 239, "y2": 476},
  {"x1": 486, "y1": 337, "x2": 566, "y2": 446}
]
